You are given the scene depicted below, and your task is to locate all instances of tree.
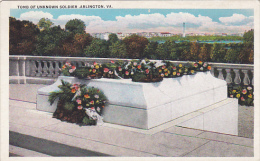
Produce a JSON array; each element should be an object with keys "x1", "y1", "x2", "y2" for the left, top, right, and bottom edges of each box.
[
  {"x1": 238, "y1": 42, "x2": 253, "y2": 64},
  {"x1": 34, "y1": 25, "x2": 70, "y2": 56},
  {"x1": 9, "y1": 17, "x2": 40, "y2": 55},
  {"x1": 198, "y1": 44, "x2": 210, "y2": 61},
  {"x1": 109, "y1": 41, "x2": 127, "y2": 58},
  {"x1": 72, "y1": 33, "x2": 93, "y2": 56},
  {"x1": 210, "y1": 43, "x2": 226, "y2": 62},
  {"x1": 123, "y1": 34, "x2": 149, "y2": 59},
  {"x1": 243, "y1": 29, "x2": 254, "y2": 43},
  {"x1": 155, "y1": 40, "x2": 178, "y2": 60},
  {"x1": 143, "y1": 41, "x2": 159, "y2": 59},
  {"x1": 190, "y1": 42, "x2": 199, "y2": 61},
  {"x1": 37, "y1": 18, "x2": 53, "y2": 31},
  {"x1": 224, "y1": 48, "x2": 239, "y2": 63},
  {"x1": 65, "y1": 19, "x2": 86, "y2": 34},
  {"x1": 108, "y1": 33, "x2": 119, "y2": 44},
  {"x1": 85, "y1": 39, "x2": 109, "y2": 58}
]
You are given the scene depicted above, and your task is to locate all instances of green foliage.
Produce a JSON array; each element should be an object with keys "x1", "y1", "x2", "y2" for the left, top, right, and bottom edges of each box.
[
  {"x1": 210, "y1": 43, "x2": 226, "y2": 62},
  {"x1": 9, "y1": 17, "x2": 40, "y2": 55},
  {"x1": 143, "y1": 41, "x2": 159, "y2": 59},
  {"x1": 73, "y1": 67, "x2": 90, "y2": 79},
  {"x1": 38, "y1": 18, "x2": 53, "y2": 30},
  {"x1": 108, "y1": 33, "x2": 119, "y2": 44},
  {"x1": 65, "y1": 19, "x2": 86, "y2": 34},
  {"x1": 224, "y1": 48, "x2": 240, "y2": 63},
  {"x1": 132, "y1": 72, "x2": 147, "y2": 82},
  {"x1": 64, "y1": 102, "x2": 75, "y2": 111},
  {"x1": 109, "y1": 41, "x2": 127, "y2": 58},
  {"x1": 243, "y1": 29, "x2": 254, "y2": 43},
  {"x1": 85, "y1": 39, "x2": 109, "y2": 57}
]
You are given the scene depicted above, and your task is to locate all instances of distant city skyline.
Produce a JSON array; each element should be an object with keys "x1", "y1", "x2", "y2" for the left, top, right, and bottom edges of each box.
[{"x1": 11, "y1": 9, "x2": 254, "y2": 34}]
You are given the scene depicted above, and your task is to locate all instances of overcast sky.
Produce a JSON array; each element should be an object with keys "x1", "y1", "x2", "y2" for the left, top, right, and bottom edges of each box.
[{"x1": 11, "y1": 9, "x2": 254, "y2": 34}]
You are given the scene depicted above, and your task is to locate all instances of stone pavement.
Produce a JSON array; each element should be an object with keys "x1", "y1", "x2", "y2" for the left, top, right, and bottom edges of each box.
[{"x1": 8, "y1": 84, "x2": 254, "y2": 157}]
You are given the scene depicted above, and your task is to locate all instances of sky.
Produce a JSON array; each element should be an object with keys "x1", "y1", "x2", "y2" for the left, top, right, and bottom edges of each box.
[{"x1": 10, "y1": 9, "x2": 254, "y2": 34}]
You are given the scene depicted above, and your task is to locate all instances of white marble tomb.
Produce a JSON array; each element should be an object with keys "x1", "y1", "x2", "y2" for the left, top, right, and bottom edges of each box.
[{"x1": 37, "y1": 71, "x2": 238, "y2": 135}]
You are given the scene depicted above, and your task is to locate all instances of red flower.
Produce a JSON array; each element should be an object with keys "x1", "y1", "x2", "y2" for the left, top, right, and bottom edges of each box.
[
  {"x1": 137, "y1": 65, "x2": 141, "y2": 69},
  {"x1": 71, "y1": 65, "x2": 76, "y2": 69},
  {"x1": 125, "y1": 71, "x2": 129, "y2": 75},
  {"x1": 77, "y1": 105, "x2": 83, "y2": 110},
  {"x1": 111, "y1": 60, "x2": 115, "y2": 64},
  {"x1": 118, "y1": 67, "x2": 122, "y2": 71},
  {"x1": 104, "y1": 68, "x2": 109, "y2": 73},
  {"x1": 241, "y1": 97, "x2": 245, "y2": 101},
  {"x1": 93, "y1": 62, "x2": 97, "y2": 65},
  {"x1": 145, "y1": 69, "x2": 149, "y2": 74},
  {"x1": 172, "y1": 66, "x2": 176, "y2": 70},
  {"x1": 91, "y1": 107, "x2": 95, "y2": 110}
]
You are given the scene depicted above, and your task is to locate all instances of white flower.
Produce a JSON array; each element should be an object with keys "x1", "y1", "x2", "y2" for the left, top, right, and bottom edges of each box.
[
  {"x1": 203, "y1": 63, "x2": 208, "y2": 67},
  {"x1": 91, "y1": 65, "x2": 94, "y2": 68},
  {"x1": 97, "y1": 107, "x2": 100, "y2": 112},
  {"x1": 133, "y1": 62, "x2": 137, "y2": 66},
  {"x1": 200, "y1": 67, "x2": 203, "y2": 71},
  {"x1": 69, "y1": 69, "x2": 74, "y2": 73},
  {"x1": 94, "y1": 94, "x2": 99, "y2": 99}
]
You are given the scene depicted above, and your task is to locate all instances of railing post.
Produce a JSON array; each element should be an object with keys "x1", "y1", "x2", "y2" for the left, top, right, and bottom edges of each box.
[
  {"x1": 42, "y1": 61, "x2": 48, "y2": 77},
  {"x1": 233, "y1": 69, "x2": 241, "y2": 85},
  {"x1": 54, "y1": 61, "x2": 60, "y2": 77},
  {"x1": 47, "y1": 61, "x2": 54, "y2": 77},
  {"x1": 242, "y1": 69, "x2": 250, "y2": 85},
  {"x1": 217, "y1": 68, "x2": 224, "y2": 80},
  {"x1": 36, "y1": 60, "x2": 42, "y2": 77},
  {"x1": 30, "y1": 60, "x2": 37, "y2": 77},
  {"x1": 225, "y1": 68, "x2": 232, "y2": 84}
]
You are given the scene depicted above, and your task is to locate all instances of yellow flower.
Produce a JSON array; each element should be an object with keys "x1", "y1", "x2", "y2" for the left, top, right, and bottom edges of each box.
[
  {"x1": 164, "y1": 69, "x2": 168, "y2": 72},
  {"x1": 179, "y1": 69, "x2": 182, "y2": 73},
  {"x1": 236, "y1": 94, "x2": 240, "y2": 98},
  {"x1": 191, "y1": 70, "x2": 194, "y2": 74},
  {"x1": 179, "y1": 64, "x2": 182, "y2": 67},
  {"x1": 84, "y1": 94, "x2": 90, "y2": 98},
  {"x1": 232, "y1": 90, "x2": 236, "y2": 94},
  {"x1": 199, "y1": 61, "x2": 203, "y2": 65},
  {"x1": 159, "y1": 69, "x2": 162, "y2": 73},
  {"x1": 95, "y1": 65, "x2": 99, "y2": 69},
  {"x1": 96, "y1": 100, "x2": 99, "y2": 104},
  {"x1": 248, "y1": 94, "x2": 252, "y2": 98},
  {"x1": 173, "y1": 72, "x2": 176, "y2": 75}
]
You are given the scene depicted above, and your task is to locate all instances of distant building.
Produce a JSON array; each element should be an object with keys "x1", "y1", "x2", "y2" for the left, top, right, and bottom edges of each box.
[
  {"x1": 159, "y1": 32, "x2": 172, "y2": 37},
  {"x1": 183, "y1": 22, "x2": 186, "y2": 38}
]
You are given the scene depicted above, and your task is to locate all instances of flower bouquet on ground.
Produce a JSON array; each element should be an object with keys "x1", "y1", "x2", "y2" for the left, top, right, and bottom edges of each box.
[
  {"x1": 48, "y1": 80, "x2": 107, "y2": 125},
  {"x1": 193, "y1": 61, "x2": 211, "y2": 72},
  {"x1": 61, "y1": 62, "x2": 76, "y2": 76},
  {"x1": 228, "y1": 84, "x2": 254, "y2": 106},
  {"x1": 132, "y1": 59, "x2": 163, "y2": 83}
]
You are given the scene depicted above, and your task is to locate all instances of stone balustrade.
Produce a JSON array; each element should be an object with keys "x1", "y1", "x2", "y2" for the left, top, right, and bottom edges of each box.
[{"x1": 9, "y1": 55, "x2": 254, "y2": 85}]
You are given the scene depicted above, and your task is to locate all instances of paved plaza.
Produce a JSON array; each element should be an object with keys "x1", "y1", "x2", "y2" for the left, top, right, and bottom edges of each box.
[{"x1": 8, "y1": 84, "x2": 254, "y2": 157}]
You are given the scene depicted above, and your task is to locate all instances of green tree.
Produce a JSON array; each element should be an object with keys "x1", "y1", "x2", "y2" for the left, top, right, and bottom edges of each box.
[
  {"x1": 9, "y1": 17, "x2": 40, "y2": 55},
  {"x1": 238, "y1": 42, "x2": 253, "y2": 64},
  {"x1": 198, "y1": 43, "x2": 210, "y2": 61},
  {"x1": 210, "y1": 43, "x2": 226, "y2": 62},
  {"x1": 108, "y1": 33, "x2": 119, "y2": 44},
  {"x1": 85, "y1": 39, "x2": 109, "y2": 57},
  {"x1": 190, "y1": 42, "x2": 199, "y2": 61},
  {"x1": 72, "y1": 33, "x2": 93, "y2": 56},
  {"x1": 224, "y1": 48, "x2": 239, "y2": 63},
  {"x1": 34, "y1": 25, "x2": 70, "y2": 56},
  {"x1": 37, "y1": 18, "x2": 53, "y2": 31},
  {"x1": 109, "y1": 41, "x2": 127, "y2": 58},
  {"x1": 243, "y1": 29, "x2": 254, "y2": 43},
  {"x1": 123, "y1": 34, "x2": 149, "y2": 59},
  {"x1": 143, "y1": 41, "x2": 159, "y2": 59},
  {"x1": 65, "y1": 19, "x2": 86, "y2": 34},
  {"x1": 155, "y1": 40, "x2": 178, "y2": 60}
]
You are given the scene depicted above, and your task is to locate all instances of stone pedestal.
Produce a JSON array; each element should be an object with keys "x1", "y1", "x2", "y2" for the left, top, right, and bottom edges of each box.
[{"x1": 37, "y1": 71, "x2": 238, "y2": 134}]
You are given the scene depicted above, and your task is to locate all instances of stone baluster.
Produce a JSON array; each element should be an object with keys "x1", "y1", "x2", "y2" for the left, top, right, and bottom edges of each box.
[
  {"x1": 251, "y1": 70, "x2": 254, "y2": 86},
  {"x1": 36, "y1": 60, "x2": 43, "y2": 77},
  {"x1": 54, "y1": 61, "x2": 60, "y2": 77},
  {"x1": 47, "y1": 61, "x2": 54, "y2": 77},
  {"x1": 42, "y1": 61, "x2": 48, "y2": 77},
  {"x1": 233, "y1": 69, "x2": 241, "y2": 84},
  {"x1": 217, "y1": 68, "x2": 224, "y2": 80},
  {"x1": 225, "y1": 68, "x2": 232, "y2": 84},
  {"x1": 30, "y1": 60, "x2": 37, "y2": 77},
  {"x1": 242, "y1": 70, "x2": 250, "y2": 85}
]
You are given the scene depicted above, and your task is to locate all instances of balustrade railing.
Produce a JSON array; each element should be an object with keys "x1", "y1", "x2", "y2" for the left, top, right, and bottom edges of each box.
[{"x1": 9, "y1": 56, "x2": 254, "y2": 85}]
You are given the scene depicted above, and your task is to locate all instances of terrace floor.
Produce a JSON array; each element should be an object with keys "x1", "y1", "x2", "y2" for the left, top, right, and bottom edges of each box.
[{"x1": 8, "y1": 84, "x2": 254, "y2": 157}]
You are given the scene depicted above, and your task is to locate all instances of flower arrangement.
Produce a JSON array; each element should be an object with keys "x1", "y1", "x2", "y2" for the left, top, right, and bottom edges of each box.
[
  {"x1": 193, "y1": 61, "x2": 211, "y2": 72},
  {"x1": 48, "y1": 80, "x2": 107, "y2": 125},
  {"x1": 228, "y1": 84, "x2": 254, "y2": 106},
  {"x1": 131, "y1": 59, "x2": 163, "y2": 82},
  {"x1": 61, "y1": 62, "x2": 76, "y2": 76}
]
